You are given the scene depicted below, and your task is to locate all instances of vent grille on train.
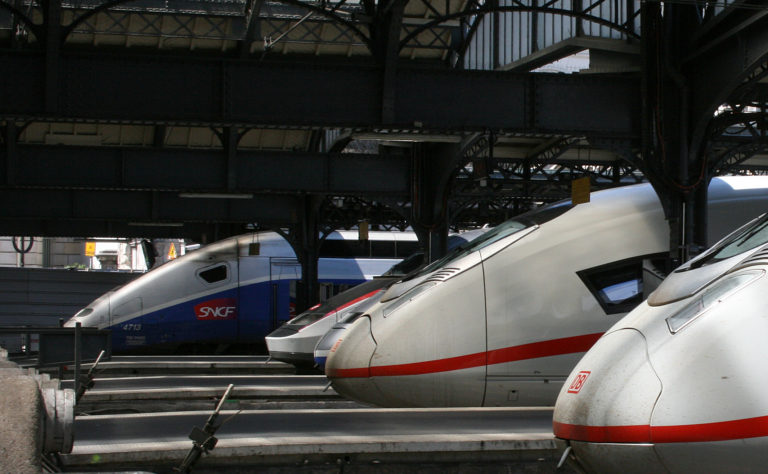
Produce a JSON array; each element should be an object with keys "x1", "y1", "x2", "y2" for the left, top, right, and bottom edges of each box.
[
  {"x1": 735, "y1": 247, "x2": 768, "y2": 269},
  {"x1": 424, "y1": 267, "x2": 461, "y2": 282}
]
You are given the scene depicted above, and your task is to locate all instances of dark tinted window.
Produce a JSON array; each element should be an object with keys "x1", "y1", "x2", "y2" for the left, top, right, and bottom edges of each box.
[
  {"x1": 690, "y1": 213, "x2": 768, "y2": 268},
  {"x1": 199, "y1": 264, "x2": 228, "y2": 283},
  {"x1": 320, "y1": 240, "x2": 368, "y2": 258},
  {"x1": 370, "y1": 241, "x2": 396, "y2": 257},
  {"x1": 395, "y1": 241, "x2": 421, "y2": 258},
  {"x1": 383, "y1": 252, "x2": 425, "y2": 276},
  {"x1": 578, "y1": 255, "x2": 666, "y2": 315},
  {"x1": 406, "y1": 202, "x2": 574, "y2": 281},
  {"x1": 319, "y1": 238, "x2": 421, "y2": 258},
  {"x1": 289, "y1": 312, "x2": 326, "y2": 326}
]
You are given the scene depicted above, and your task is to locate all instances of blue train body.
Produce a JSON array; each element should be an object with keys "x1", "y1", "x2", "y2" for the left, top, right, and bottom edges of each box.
[{"x1": 66, "y1": 231, "x2": 415, "y2": 353}]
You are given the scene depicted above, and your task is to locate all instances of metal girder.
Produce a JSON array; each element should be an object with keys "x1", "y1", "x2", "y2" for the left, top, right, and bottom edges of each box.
[
  {"x1": 1, "y1": 145, "x2": 410, "y2": 196},
  {"x1": 687, "y1": 13, "x2": 768, "y2": 152},
  {"x1": 0, "y1": 219, "x2": 245, "y2": 241},
  {"x1": 0, "y1": 51, "x2": 640, "y2": 136},
  {"x1": 0, "y1": 188, "x2": 300, "y2": 238}
]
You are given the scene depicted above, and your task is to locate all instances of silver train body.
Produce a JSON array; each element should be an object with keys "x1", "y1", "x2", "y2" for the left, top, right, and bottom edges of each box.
[
  {"x1": 313, "y1": 290, "x2": 386, "y2": 370},
  {"x1": 65, "y1": 231, "x2": 414, "y2": 353},
  {"x1": 325, "y1": 177, "x2": 768, "y2": 407},
  {"x1": 553, "y1": 211, "x2": 768, "y2": 473},
  {"x1": 266, "y1": 230, "x2": 488, "y2": 368},
  {"x1": 265, "y1": 277, "x2": 393, "y2": 367}
]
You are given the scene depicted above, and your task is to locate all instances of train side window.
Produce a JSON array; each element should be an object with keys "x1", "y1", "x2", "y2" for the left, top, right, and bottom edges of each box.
[
  {"x1": 198, "y1": 263, "x2": 228, "y2": 284},
  {"x1": 578, "y1": 255, "x2": 666, "y2": 315},
  {"x1": 395, "y1": 241, "x2": 421, "y2": 258}
]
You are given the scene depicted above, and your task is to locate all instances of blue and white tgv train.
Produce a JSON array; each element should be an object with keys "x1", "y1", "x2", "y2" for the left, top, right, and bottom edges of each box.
[{"x1": 65, "y1": 231, "x2": 417, "y2": 353}]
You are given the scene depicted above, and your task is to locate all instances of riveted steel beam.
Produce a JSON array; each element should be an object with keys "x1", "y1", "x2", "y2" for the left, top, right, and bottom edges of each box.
[
  {"x1": 0, "y1": 188, "x2": 301, "y2": 239},
  {"x1": 1, "y1": 145, "x2": 410, "y2": 196},
  {"x1": 0, "y1": 52, "x2": 640, "y2": 137}
]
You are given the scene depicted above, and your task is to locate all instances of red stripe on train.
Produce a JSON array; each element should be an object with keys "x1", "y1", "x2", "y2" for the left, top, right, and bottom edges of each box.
[
  {"x1": 554, "y1": 414, "x2": 768, "y2": 443},
  {"x1": 327, "y1": 289, "x2": 382, "y2": 315},
  {"x1": 329, "y1": 332, "x2": 603, "y2": 378},
  {"x1": 299, "y1": 289, "x2": 382, "y2": 333}
]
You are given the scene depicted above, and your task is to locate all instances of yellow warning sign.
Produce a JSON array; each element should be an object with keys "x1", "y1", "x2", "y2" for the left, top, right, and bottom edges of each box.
[
  {"x1": 84, "y1": 241, "x2": 96, "y2": 257},
  {"x1": 571, "y1": 177, "x2": 591, "y2": 205},
  {"x1": 168, "y1": 242, "x2": 177, "y2": 260}
]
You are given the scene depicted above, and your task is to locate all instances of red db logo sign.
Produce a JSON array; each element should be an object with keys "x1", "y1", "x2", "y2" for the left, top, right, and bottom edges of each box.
[
  {"x1": 567, "y1": 371, "x2": 591, "y2": 394},
  {"x1": 194, "y1": 298, "x2": 238, "y2": 320}
]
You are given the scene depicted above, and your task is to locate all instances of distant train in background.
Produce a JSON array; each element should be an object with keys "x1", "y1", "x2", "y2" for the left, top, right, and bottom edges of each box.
[
  {"x1": 324, "y1": 176, "x2": 768, "y2": 408},
  {"x1": 554, "y1": 211, "x2": 768, "y2": 473},
  {"x1": 65, "y1": 231, "x2": 419, "y2": 353}
]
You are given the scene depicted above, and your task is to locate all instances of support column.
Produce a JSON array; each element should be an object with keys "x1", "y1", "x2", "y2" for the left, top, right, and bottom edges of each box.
[
  {"x1": 3, "y1": 122, "x2": 17, "y2": 185},
  {"x1": 410, "y1": 142, "x2": 459, "y2": 262},
  {"x1": 222, "y1": 127, "x2": 239, "y2": 191},
  {"x1": 294, "y1": 196, "x2": 322, "y2": 313},
  {"x1": 43, "y1": 0, "x2": 61, "y2": 114},
  {"x1": 374, "y1": 0, "x2": 406, "y2": 124},
  {"x1": 690, "y1": 173, "x2": 710, "y2": 255},
  {"x1": 640, "y1": 1, "x2": 704, "y2": 267}
]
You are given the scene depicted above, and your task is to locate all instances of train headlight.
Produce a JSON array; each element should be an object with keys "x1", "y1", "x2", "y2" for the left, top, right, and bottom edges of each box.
[
  {"x1": 666, "y1": 270, "x2": 763, "y2": 333},
  {"x1": 382, "y1": 282, "x2": 438, "y2": 318}
]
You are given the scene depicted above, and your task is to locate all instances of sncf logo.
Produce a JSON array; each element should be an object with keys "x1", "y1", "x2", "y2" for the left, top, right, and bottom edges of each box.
[
  {"x1": 194, "y1": 298, "x2": 238, "y2": 320},
  {"x1": 567, "y1": 370, "x2": 591, "y2": 394}
]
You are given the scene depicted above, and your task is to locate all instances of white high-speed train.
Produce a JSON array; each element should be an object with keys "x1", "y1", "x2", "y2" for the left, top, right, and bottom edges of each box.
[
  {"x1": 324, "y1": 177, "x2": 768, "y2": 407},
  {"x1": 265, "y1": 278, "x2": 393, "y2": 367},
  {"x1": 553, "y1": 211, "x2": 768, "y2": 473},
  {"x1": 266, "y1": 230, "x2": 488, "y2": 368}
]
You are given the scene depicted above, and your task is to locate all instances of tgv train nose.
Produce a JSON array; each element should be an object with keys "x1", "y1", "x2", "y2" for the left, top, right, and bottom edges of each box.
[
  {"x1": 325, "y1": 316, "x2": 387, "y2": 406},
  {"x1": 553, "y1": 329, "x2": 664, "y2": 473}
]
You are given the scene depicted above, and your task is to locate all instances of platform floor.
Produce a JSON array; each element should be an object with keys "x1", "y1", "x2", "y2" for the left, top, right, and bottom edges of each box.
[
  {"x1": 32, "y1": 355, "x2": 572, "y2": 473},
  {"x1": 64, "y1": 407, "x2": 562, "y2": 472}
]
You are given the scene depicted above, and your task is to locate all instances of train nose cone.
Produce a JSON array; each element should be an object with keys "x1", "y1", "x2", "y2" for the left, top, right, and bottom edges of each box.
[
  {"x1": 325, "y1": 316, "x2": 387, "y2": 406},
  {"x1": 314, "y1": 325, "x2": 347, "y2": 370},
  {"x1": 553, "y1": 329, "x2": 663, "y2": 473}
]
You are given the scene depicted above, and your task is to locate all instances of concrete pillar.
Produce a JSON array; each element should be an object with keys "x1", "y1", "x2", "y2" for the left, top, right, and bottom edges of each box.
[{"x1": 0, "y1": 350, "x2": 74, "y2": 473}]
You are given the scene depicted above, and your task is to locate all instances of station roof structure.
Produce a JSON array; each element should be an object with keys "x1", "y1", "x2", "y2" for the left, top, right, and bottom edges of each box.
[{"x1": 1, "y1": 0, "x2": 768, "y2": 245}]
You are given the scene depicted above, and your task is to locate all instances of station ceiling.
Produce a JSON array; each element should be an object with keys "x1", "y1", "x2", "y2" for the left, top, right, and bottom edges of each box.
[{"x1": 1, "y1": 0, "x2": 768, "y2": 242}]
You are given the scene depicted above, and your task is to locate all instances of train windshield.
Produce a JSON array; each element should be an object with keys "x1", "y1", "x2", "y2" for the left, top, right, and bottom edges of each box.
[
  {"x1": 381, "y1": 252, "x2": 425, "y2": 277},
  {"x1": 409, "y1": 201, "x2": 574, "y2": 279},
  {"x1": 287, "y1": 312, "x2": 326, "y2": 326},
  {"x1": 693, "y1": 213, "x2": 768, "y2": 266}
]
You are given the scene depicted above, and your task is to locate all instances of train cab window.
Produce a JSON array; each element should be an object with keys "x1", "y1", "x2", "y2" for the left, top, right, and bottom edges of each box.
[
  {"x1": 383, "y1": 252, "x2": 425, "y2": 277},
  {"x1": 691, "y1": 214, "x2": 768, "y2": 268},
  {"x1": 74, "y1": 308, "x2": 93, "y2": 318},
  {"x1": 198, "y1": 263, "x2": 228, "y2": 284},
  {"x1": 394, "y1": 241, "x2": 421, "y2": 258},
  {"x1": 370, "y1": 241, "x2": 396, "y2": 257},
  {"x1": 320, "y1": 240, "x2": 367, "y2": 258},
  {"x1": 578, "y1": 255, "x2": 666, "y2": 315},
  {"x1": 407, "y1": 201, "x2": 575, "y2": 281}
]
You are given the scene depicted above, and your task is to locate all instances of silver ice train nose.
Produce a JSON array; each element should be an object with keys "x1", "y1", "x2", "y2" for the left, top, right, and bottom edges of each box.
[
  {"x1": 553, "y1": 328, "x2": 663, "y2": 473},
  {"x1": 324, "y1": 315, "x2": 388, "y2": 406}
]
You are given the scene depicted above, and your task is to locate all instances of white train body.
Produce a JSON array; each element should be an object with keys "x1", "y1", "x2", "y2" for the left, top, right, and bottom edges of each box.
[
  {"x1": 325, "y1": 177, "x2": 768, "y2": 407},
  {"x1": 65, "y1": 230, "x2": 414, "y2": 353},
  {"x1": 266, "y1": 230, "x2": 489, "y2": 368},
  {"x1": 553, "y1": 211, "x2": 768, "y2": 473}
]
